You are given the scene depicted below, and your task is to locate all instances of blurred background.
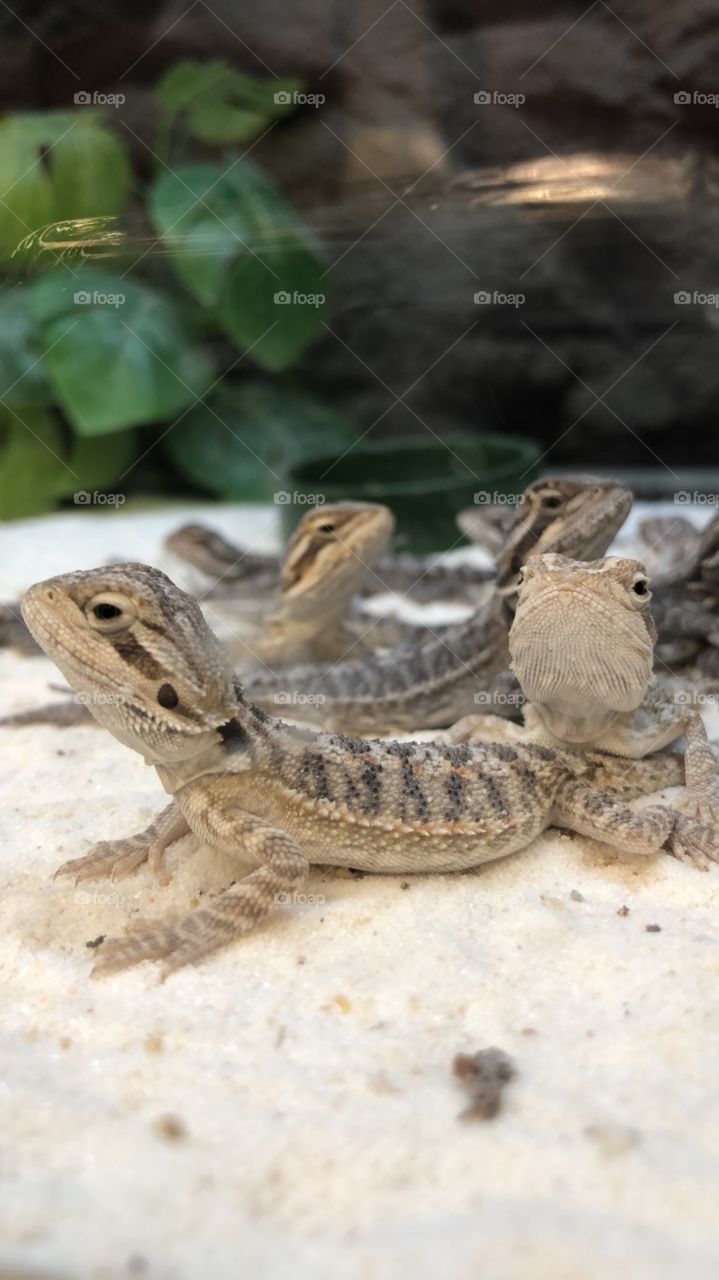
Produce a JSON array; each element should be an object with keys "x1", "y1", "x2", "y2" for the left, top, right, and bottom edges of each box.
[{"x1": 0, "y1": 0, "x2": 717, "y2": 532}]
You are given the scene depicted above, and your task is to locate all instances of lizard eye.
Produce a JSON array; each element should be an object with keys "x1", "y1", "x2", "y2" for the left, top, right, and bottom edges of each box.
[
  {"x1": 85, "y1": 592, "x2": 136, "y2": 633},
  {"x1": 318, "y1": 522, "x2": 335, "y2": 534},
  {"x1": 631, "y1": 575, "x2": 650, "y2": 598}
]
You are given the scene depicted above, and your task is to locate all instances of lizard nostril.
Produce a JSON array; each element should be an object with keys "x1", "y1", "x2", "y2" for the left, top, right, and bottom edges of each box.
[{"x1": 45, "y1": 589, "x2": 55, "y2": 602}]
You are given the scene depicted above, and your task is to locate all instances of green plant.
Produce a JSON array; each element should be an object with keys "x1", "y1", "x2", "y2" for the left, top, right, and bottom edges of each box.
[{"x1": 0, "y1": 63, "x2": 357, "y2": 517}]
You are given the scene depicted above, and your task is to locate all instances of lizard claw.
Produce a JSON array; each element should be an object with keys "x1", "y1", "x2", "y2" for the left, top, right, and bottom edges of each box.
[
  {"x1": 672, "y1": 792, "x2": 719, "y2": 828},
  {"x1": 54, "y1": 835, "x2": 164, "y2": 884}
]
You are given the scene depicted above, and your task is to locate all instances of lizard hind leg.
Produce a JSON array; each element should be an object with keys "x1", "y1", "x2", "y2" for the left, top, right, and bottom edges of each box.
[
  {"x1": 552, "y1": 779, "x2": 719, "y2": 871},
  {"x1": 551, "y1": 779, "x2": 676, "y2": 857},
  {"x1": 91, "y1": 824, "x2": 309, "y2": 977}
]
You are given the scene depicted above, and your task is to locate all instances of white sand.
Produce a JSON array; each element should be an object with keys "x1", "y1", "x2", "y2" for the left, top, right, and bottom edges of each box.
[{"x1": 1, "y1": 502, "x2": 718, "y2": 1280}]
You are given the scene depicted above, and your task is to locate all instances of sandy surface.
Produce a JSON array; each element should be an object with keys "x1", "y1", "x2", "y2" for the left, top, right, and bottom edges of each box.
[{"x1": 1, "y1": 502, "x2": 718, "y2": 1280}]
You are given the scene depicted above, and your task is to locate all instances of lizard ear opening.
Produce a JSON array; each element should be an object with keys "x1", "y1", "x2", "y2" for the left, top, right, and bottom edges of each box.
[
  {"x1": 157, "y1": 683, "x2": 179, "y2": 709},
  {"x1": 540, "y1": 490, "x2": 563, "y2": 510},
  {"x1": 84, "y1": 592, "x2": 137, "y2": 634}
]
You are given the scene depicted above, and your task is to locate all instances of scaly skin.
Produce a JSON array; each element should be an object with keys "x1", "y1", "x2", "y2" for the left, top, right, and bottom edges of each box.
[
  {"x1": 228, "y1": 501, "x2": 395, "y2": 667},
  {"x1": 246, "y1": 477, "x2": 633, "y2": 732},
  {"x1": 634, "y1": 512, "x2": 719, "y2": 674},
  {"x1": 20, "y1": 563, "x2": 718, "y2": 977},
  {"x1": 0, "y1": 475, "x2": 631, "y2": 732},
  {"x1": 446, "y1": 553, "x2": 719, "y2": 823},
  {"x1": 167, "y1": 519, "x2": 495, "y2": 607}
]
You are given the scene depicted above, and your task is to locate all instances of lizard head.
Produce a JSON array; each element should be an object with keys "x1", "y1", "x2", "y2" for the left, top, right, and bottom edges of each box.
[
  {"x1": 279, "y1": 501, "x2": 394, "y2": 601},
  {"x1": 496, "y1": 476, "x2": 633, "y2": 593},
  {"x1": 22, "y1": 564, "x2": 239, "y2": 765},
  {"x1": 164, "y1": 523, "x2": 246, "y2": 578},
  {"x1": 509, "y1": 553, "x2": 655, "y2": 741}
]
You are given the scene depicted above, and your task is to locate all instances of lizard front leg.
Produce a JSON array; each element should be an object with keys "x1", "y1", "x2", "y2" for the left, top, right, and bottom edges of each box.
[
  {"x1": 551, "y1": 779, "x2": 719, "y2": 870},
  {"x1": 591, "y1": 700, "x2": 719, "y2": 824},
  {"x1": 55, "y1": 802, "x2": 190, "y2": 883},
  {"x1": 439, "y1": 714, "x2": 528, "y2": 746},
  {"x1": 91, "y1": 813, "x2": 308, "y2": 977}
]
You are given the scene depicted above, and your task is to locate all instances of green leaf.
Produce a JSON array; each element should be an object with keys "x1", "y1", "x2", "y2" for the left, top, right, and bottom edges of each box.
[
  {"x1": 0, "y1": 125, "x2": 53, "y2": 259},
  {"x1": 51, "y1": 123, "x2": 132, "y2": 221},
  {"x1": 156, "y1": 61, "x2": 235, "y2": 112},
  {"x1": 217, "y1": 166, "x2": 327, "y2": 370},
  {"x1": 55, "y1": 429, "x2": 136, "y2": 497},
  {"x1": 0, "y1": 287, "x2": 54, "y2": 407},
  {"x1": 149, "y1": 164, "x2": 252, "y2": 307},
  {"x1": 188, "y1": 98, "x2": 266, "y2": 145},
  {"x1": 219, "y1": 241, "x2": 326, "y2": 371},
  {"x1": 0, "y1": 406, "x2": 68, "y2": 518},
  {"x1": 214, "y1": 161, "x2": 326, "y2": 370},
  {"x1": 165, "y1": 380, "x2": 358, "y2": 500},
  {"x1": 155, "y1": 60, "x2": 301, "y2": 146},
  {"x1": 29, "y1": 270, "x2": 215, "y2": 434},
  {"x1": 0, "y1": 112, "x2": 131, "y2": 261},
  {"x1": 149, "y1": 161, "x2": 328, "y2": 370}
]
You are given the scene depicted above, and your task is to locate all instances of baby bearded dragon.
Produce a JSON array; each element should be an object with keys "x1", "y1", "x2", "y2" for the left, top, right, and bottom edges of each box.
[
  {"x1": 165, "y1": 523, "x2": 277, "y2": 599},
  {"x1": 0, "y1": 502, "x2": 393, "y2": 728},
  {"x1": 446, "y1": 554, "x2": 719, "y2": 822},
  {"x1": 0, "y1": 475, "x2": 630, "y2": 733},
  {"x1": 20, "y1": 563, "x2": 718, "y2": 976},
  {"x1": 226, "y1": 501, "x2": 395, "y2": 667},
  {"x1": 245, "y1": 477, "x2": 633, "y2": 733},
  {"x1": 167, "y1": 519, "x2": 495, "y2": 608}
]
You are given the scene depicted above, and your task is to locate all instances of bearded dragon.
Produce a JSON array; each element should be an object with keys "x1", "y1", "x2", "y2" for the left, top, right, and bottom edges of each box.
[
  {"x1": 167, "y1": 517, "x2": 495, "y2": 608},
  {"x1": 444, "y1": 553, "x2": 719, "y2": 823},
  {"x1": 221, "y1": 500, "x2": 395, "y2": 667},
  {"x1": 0, "y1": 501, "x2": 393, "y2": 726},
  {"x1": 20, "y1": 562, "x2": 717, "y2": 977},
  {"x1": 244, "y1": 477, "x2": 633, "y2": 733},
  {"x1": 0, "y1": 476, "x2": 630, "y2": 732}
]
